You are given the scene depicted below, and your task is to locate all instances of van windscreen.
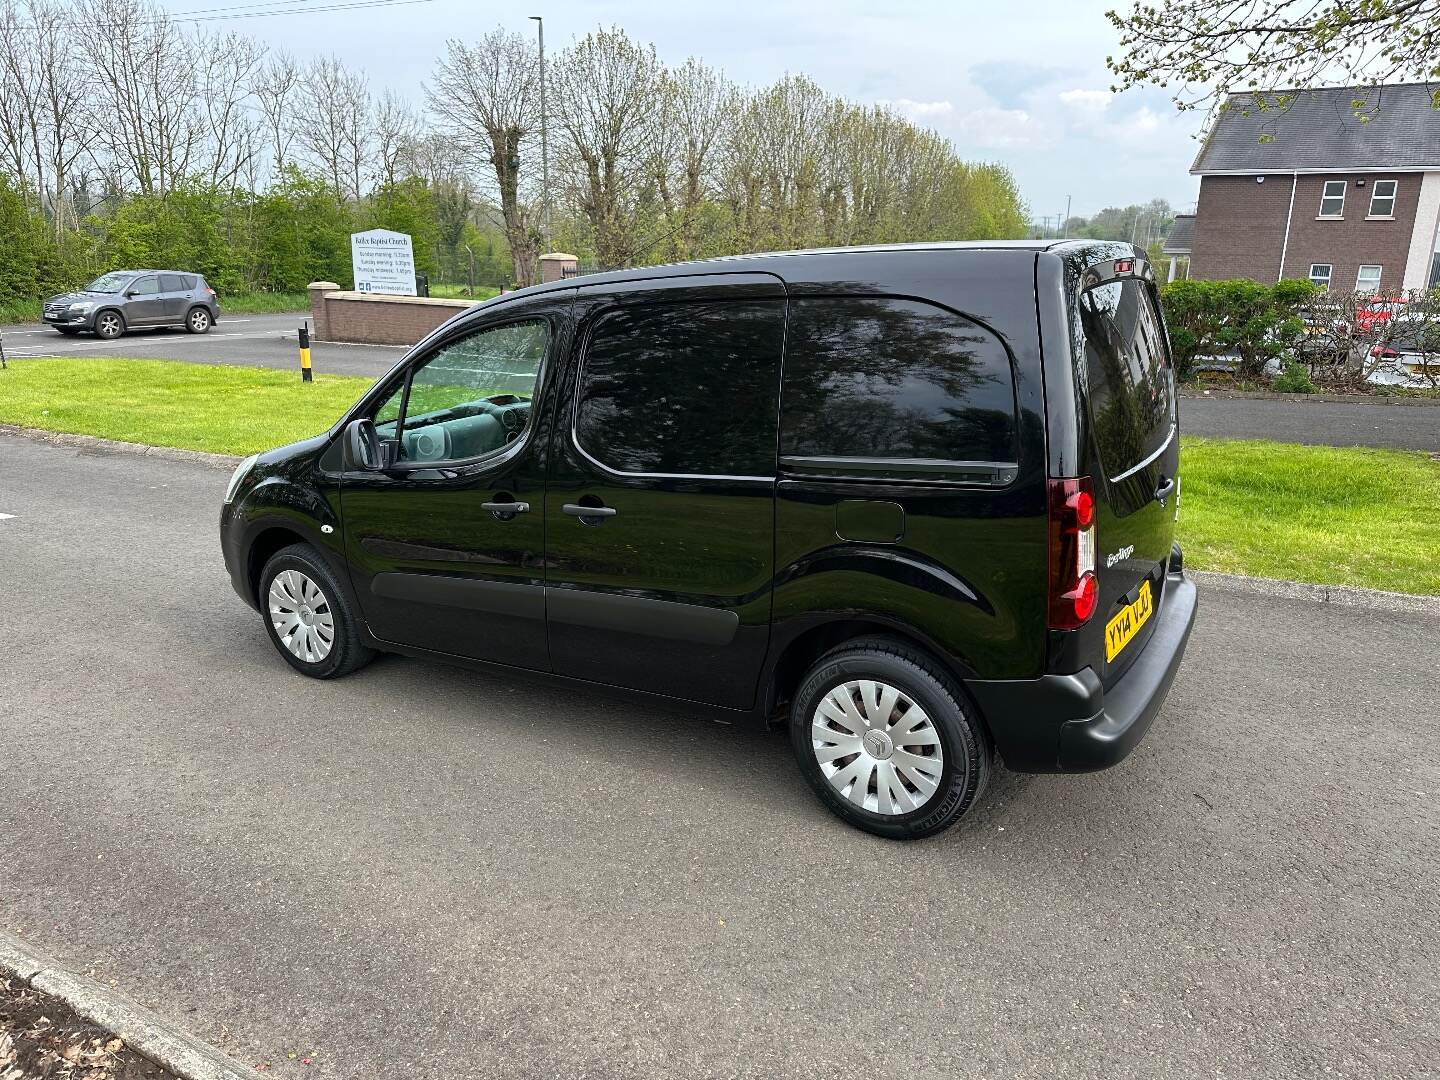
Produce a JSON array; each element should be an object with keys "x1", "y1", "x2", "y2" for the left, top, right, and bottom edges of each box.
[{"x1": 1077, "y1": 279, "x2": 1174, "y2": 478}]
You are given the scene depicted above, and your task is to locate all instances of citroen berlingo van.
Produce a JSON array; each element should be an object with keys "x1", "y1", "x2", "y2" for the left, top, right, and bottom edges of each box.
[{"x1": 220, "y1": 241, "x2": 1197, "y2": 839}]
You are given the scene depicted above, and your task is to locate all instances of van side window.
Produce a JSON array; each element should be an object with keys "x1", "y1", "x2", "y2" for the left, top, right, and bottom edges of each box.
[
  {"x1": 575, "y1": 300, "x2": 785, "y2": 476},
  {"x1": 1077, "y1": 279, "x2": 1175, "y2": 478},
  {"x1": 372, "y1": 319, "x2": 548, "y2": 464},
  {"x1": 779, "y1": 297, "x2": 1019, "y2": 473}
]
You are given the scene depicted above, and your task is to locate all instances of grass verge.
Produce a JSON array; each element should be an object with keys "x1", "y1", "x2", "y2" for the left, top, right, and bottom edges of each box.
[
  {"x1": 1, "y1": 361, "x2": 1435, "y2": 594},
  {"x1": 0, "y1": 359, "x2": 369, "y2": 455},
  {"x1": 216, "y1": 291, "x2": 311, "y2": 314},
  {"x1": 1177, "y1": 437, "x2": 1440, "y2": 595}
]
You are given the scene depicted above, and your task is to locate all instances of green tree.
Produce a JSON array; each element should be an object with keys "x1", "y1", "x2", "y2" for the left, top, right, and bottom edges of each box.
[{"x1": 1106, "y1": 1, "x2": 1440, "y2": 112}]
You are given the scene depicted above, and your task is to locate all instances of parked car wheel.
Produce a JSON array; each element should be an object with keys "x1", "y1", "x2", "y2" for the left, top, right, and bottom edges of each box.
[
  {"x1": 259, "y1": 544, "x2": 374, "y2": 679},
  {"x1": 185, "y1": 306, "x2": 212, "y2": 334},
  {"x1": 789, "y1": 637, "x2": 990, "y2": 840},
  {"x1": 94, "y1": 309, "x2": 125, "y2": 339}
]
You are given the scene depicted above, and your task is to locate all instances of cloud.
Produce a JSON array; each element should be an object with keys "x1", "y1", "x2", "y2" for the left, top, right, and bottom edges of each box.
[
  {"x1": 1059, "y1": 88, "x2": 1113, "y2": 111},
  {"x1": 969, "y1": 61, "x2": 1074, "y2": 110},
  {"x1": 955, "y1": 106, "x2": 1039, "y2": 148},
  {"x1": 878, "y1": 98, "x2": 954, "y2": 118}
]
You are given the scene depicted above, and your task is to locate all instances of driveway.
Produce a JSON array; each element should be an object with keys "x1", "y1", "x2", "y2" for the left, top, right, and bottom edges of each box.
[
  {"x1": 1182, "y1": 394, "x2": 1440, "y2": 451},
  {"x1": 0, "y1": 313, "x2": 404, "y2": 378},
  {"x1": 1, "y1": 434, "x2": 1436, "y2": 1079}
]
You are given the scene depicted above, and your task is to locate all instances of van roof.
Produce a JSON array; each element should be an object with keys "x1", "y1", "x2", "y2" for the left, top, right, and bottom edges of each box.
[{"x1": 502, "y1": 239, "x2": 1135, "y2": 301}]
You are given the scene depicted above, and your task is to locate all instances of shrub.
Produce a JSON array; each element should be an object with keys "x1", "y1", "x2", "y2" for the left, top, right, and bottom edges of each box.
[
  {"x1": 1160, "y1": 277, "x2": 1318, "y2": 381},
  {"x1": 1272, "y1": 360, "x2": 1317, "y2": 393}
]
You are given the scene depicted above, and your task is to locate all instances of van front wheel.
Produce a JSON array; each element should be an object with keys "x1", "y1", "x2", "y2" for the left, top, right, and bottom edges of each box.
[{"x1": 789, "y1": 637, "x2": 990, "y2": 840}]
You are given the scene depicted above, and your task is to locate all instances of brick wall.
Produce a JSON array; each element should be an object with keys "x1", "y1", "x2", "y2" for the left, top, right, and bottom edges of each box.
[
  {"x1": 1190, "y1": 175, "x2": 1294, "y2": 282},
  {"x1": 306, "y1": 282, "x2": 473, "y2": 346},
  {"x1": 1190, "y1": 173, "x2": 1421, "y2": 291},
  {"x1": 1280, "y1": 174, "x2": 1418, "y2": 292}
]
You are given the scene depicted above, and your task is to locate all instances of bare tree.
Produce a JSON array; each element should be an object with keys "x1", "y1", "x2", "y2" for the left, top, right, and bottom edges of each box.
[
  {"x1": 0, "y1": 0, "x2": 95, "y2": 231},
  {"x1": 294, "y1": 55, "x2": 371, "y2": 201},
  {"x1": 428, "y1": 29, "x2": 541, "y2": 286},
  {"x1": 253, "y1": 50, "x2": 301, "y2": 181},
  {"x1": 195, "y1": 31, "x2": 265, "y2": 190},
  {"x1": 551, "y1": 27, "x2": 664, "y2": 268},
  {"x1": 659, "y1": 57, "x2": 729, "y2": 259},
  {"x1": 372, "y1": 89, "x2": 419, "y2": 189},
  {"x1": 80, "y1": 0, "x2": 204, "y2": 195}
]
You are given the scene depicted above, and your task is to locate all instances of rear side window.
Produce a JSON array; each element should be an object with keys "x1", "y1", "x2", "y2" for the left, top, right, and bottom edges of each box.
[
  {"x1": 159, "y1": 274, "x2": 185, "y2": 292},
  {"x1": 1077, "y1": 279, "x2": 1175, "y2": 478},
  {"x1": 575, "y1": 300, "x2": 784, "y2": 476},
  {"x1": 779, "y1": 297, "x2": 1019, "y2": 478}
]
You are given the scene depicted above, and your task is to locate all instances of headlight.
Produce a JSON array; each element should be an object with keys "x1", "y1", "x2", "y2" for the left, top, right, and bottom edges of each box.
[
  {"x1": 68, "y1": 301, "x2": 92, "y2": 312},
  {"x1": 224, "y1": 454, "x2": 258, "y2": 504}
]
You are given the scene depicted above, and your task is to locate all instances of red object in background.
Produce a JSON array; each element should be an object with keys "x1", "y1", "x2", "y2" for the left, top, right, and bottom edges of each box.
[{"x1": 1354, "y1": 296, "x2": 1406, "y2": 333}]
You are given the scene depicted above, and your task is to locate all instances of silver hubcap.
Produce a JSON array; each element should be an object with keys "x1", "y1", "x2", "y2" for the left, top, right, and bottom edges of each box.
[
  {"x1": 268, "y1": 570, "x2": 335, "y2": 663},
  {"x1": 99, "y1": 314, "x2": 119, "y2": 335},
  {"x1": 812, "y1": 679, "x2": 944, "y2": 816},
  {"x1": 190, "y1": 311, "x2": 207, "y2": 329}
]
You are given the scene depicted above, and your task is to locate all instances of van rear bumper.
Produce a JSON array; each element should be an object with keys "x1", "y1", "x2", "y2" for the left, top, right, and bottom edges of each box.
[{"x1": 966, "y1": 571, "x2": 1198, "y2": 773}]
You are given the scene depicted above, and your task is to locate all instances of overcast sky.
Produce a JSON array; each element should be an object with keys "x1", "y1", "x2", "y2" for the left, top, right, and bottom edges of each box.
[{"x1": 165, "y1": 0, "x2": 1204, "y2": 221}]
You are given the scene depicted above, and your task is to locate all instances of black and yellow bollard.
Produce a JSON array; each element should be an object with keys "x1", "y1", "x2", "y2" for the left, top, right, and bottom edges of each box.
[{"x1": 298, "y1": 324, "x2": 312, "y2": 383}]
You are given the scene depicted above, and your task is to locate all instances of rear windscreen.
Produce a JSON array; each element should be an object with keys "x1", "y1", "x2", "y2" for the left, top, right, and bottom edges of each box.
[{"x1": 1077, "y1": 279, "x2": 1174, "y2": 477}]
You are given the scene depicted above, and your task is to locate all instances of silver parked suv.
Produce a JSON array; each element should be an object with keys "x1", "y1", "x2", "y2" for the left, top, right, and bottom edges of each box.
[{"x1": 42, "y1": 270, "x2": 220, "y2": 339}]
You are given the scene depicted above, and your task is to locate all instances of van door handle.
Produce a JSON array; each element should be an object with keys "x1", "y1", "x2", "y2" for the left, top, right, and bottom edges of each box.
[
  {"x1": 562, "y1": 502, "x2": 617, "y2": 521},
  {"x1": 1154, "y1": 475, "x2": 1175, "y2": 506},
  {"x1": 482, "y1": 500, "x2": 529, "y2": 519}
]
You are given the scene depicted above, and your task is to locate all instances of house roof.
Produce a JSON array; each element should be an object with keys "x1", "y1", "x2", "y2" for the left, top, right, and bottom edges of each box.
[
  {"x1": 1191, "y1": 82, "x2": 1440, "y2": 174},
  {"x1": 1162, "y1": 214, "x2": 1194, "y2": 254}
]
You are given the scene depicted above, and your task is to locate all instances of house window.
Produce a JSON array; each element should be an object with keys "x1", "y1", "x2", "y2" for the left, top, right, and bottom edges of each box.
[
  {"x1": 1368, "y1": 179, "x2": 1398, "y2": 217},
  {"x1": 1356, "y1": 265, "x2": 1383, "y2": 293},
  {"x1": 1308, "y1": 264, "x2": 1333, "y2": 289},
  {"x1": 1319, "y1": 180, "x2": 1347, "y2": 218}
]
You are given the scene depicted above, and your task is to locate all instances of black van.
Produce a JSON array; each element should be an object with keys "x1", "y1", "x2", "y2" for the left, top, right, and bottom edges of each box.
[{"x1": 220, "y1": 241, "x2": 1197, "y2": 839}]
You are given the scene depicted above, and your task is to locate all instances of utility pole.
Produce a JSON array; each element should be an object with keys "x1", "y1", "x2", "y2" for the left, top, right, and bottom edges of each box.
[
  {"x1": 1061, "y1": 194, "x2": 1072, "y2": 239},
  {"x1": 529, "y1": 15, "x2": 551, "y2": 248}
]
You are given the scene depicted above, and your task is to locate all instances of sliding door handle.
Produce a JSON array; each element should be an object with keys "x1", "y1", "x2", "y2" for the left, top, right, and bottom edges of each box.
[{"x1": 562, "y1": 502, "x2": 617, "y2": 523}]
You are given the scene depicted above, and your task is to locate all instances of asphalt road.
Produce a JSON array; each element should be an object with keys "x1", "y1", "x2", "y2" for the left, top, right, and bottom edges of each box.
[
  {"x1": 1182, "y1": 394, "x2": 1440, "y2": 450},
  {"x1": 1, "y1": 435, "x2": 1437, "y2": 1079},
  {"x1": 0, "y1": 313, "x2": 405, "y2": 378}
]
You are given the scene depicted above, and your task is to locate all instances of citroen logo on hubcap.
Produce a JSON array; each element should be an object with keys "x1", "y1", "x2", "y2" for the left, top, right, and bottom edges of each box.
[{"x1": 862, "y1": 729, "x2": 894, "y2": 759}]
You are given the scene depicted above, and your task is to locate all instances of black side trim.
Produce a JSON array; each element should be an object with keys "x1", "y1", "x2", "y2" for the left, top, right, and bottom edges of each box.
[
  {"x1": 547, "y1": 587, "x2": 740, "y2": 646},
  {"x1": 371, "y1": 573, "x2": 545, "y2": 619}
]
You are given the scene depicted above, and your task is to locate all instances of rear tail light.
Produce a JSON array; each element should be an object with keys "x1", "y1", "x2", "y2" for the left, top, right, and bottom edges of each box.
[
  {"x1": 1048, "y1": 477, "x2": 1097, "y2": 630},
  {"x1": 1371, "y1": 346, "x2": 1398, "y2": 358}
]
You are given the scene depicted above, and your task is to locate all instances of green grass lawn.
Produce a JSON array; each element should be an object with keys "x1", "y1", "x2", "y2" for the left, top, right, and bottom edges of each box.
[
  {"x1": 217, "y1": 291, "x2": 311, "y2": 315},
  {"x1": 0, "y1": 359, "x2": 371, "y2": 455},
  {"x1": 1176, "y1": 436, "x2": 1440, "y2": 594},
  {"x1": 2, "y1": 360, "x2": 1436, "y2": 593},
  {"x1": 428, "y1": 283, "x2": 502, "y2": 302}
]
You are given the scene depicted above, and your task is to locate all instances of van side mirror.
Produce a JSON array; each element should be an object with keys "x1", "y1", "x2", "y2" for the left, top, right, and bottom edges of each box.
[{"x1": 345, "y1": 418, "x2": 392, "y2": 471}]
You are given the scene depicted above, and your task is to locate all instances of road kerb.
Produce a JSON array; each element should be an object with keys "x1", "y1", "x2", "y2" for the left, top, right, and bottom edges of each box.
[
  {"x1": 1193, "y1": 570, "x2": 1440, "y2": 616},
  {"x1": 0, "y1": 930, "x2": 252, "y2": 1080},
  {"x1": 0, "y1": 423, "x2": 242, "y2": 469}
]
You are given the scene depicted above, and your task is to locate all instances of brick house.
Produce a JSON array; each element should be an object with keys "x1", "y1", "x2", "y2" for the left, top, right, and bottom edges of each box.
[{"x1": 1189, "y1": 83, "x2": 1440, "y2": 292}]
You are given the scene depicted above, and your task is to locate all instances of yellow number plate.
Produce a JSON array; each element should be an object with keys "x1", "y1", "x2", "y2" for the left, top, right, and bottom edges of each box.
[{"x1": 1105, "y1": 580, "x2": 1154, "y2": 663}]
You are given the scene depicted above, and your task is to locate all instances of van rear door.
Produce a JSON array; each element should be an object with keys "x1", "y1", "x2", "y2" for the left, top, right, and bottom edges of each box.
[{"x1": 1072, "y1": 266, "x2": 1179, "y2": 684}]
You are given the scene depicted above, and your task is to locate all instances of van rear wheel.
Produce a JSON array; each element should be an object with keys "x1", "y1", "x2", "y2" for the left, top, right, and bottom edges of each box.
[{"x1": 789, "y1": 637, "x2": 989, "y2": 840}]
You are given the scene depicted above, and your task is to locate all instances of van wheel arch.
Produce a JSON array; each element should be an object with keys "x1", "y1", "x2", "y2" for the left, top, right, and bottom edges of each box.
[
  {"x1": 764, "y1": 620, "x2": 980, "y2": 725},
  {"x1": 246, "y1": 526, "x2": 311, "y2": 605}
]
